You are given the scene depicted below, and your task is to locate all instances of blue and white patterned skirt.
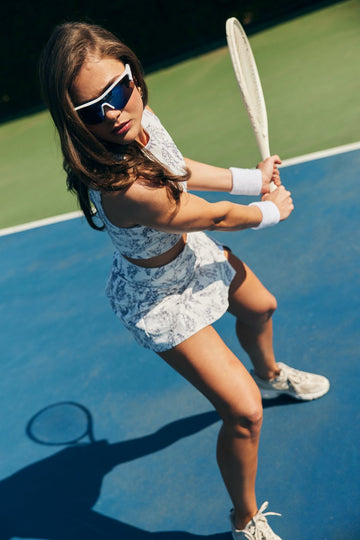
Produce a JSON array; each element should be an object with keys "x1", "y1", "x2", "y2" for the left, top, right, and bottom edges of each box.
[{"x1": 106, "y1": 231, "x2": 236, "y2": 352}]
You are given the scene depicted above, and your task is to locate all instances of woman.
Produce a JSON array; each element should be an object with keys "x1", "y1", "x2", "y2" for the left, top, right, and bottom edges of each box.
[{"x1": 39, "y1": 22, "x2": 329, "y2": 539}]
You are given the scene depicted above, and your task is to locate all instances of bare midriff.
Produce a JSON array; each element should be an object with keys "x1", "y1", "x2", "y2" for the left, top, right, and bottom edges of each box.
[{"x1": 123, "y1": 234, "x2": 187, "y2": 268}]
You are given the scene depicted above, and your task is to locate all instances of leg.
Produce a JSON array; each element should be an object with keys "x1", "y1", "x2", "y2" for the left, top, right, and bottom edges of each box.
[
  {"x1": 225, "y1": 249, "x2": 280, "y2": 380},
  {"x1": 159, "y1": 325, "x2": 263, "y2": 530},
  {"x1": 225, "y1": 249, "x2": 330, "y2": 401}
]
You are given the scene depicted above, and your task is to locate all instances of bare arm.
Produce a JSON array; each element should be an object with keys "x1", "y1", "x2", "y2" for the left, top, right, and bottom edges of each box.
[
  {"x1": 184, "y1": 156, "x2": 282, "y2": 194},
  {"x1": 184, "y1": 158, "x2": 233, "y2": 192},
  {"x1": 145, "y1": 105, "x2": 280, "y2": 193},
  {"x1": 103, "y1": 179, "x2": 293, "y2": 234}
]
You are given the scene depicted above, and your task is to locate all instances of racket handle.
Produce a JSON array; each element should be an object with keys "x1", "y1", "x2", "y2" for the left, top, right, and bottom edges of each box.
[{"x1": 259, "y1": 146, "x2": 277, "y2": 192}]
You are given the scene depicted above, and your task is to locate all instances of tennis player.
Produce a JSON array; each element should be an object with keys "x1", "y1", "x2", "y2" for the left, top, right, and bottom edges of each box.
[{"x1": 39, "y1": 22, "x2": 329, "y2": 540}]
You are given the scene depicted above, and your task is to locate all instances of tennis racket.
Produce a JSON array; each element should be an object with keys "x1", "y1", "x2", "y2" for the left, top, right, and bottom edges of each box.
[
  {"x1": 226, "y1": 17, "x2": 276, "y2": 191},
  {"x1": 26, "y1": 401, "x2": 95, "y2": 445}
]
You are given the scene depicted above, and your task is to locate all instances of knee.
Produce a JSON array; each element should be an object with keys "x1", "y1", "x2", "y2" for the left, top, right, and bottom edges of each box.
[
  {"x1": 260, "y1": 294, "x2": 277, "y2": 323},
  {"x1": 251, "y1": 294, "x2": 277, "y2": 326},
  {"x1": 223, "y1": 401, "x2": 263, "y2": 439}
]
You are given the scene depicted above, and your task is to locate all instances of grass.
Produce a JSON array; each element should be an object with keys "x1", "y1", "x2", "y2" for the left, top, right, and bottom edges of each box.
[{"x1": 1, "y1": 0, "x2": 359, "y2": 229}]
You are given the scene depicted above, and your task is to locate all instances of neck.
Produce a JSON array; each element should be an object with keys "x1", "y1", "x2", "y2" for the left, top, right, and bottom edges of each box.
[{"x1": 136, "y1": 127, "x2": 149, "y2": 147}]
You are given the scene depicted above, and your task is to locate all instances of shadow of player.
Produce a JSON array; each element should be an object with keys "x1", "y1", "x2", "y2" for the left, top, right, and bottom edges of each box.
[{"x1": 0, "y1": 408, "x2": 230, "y2": 539}]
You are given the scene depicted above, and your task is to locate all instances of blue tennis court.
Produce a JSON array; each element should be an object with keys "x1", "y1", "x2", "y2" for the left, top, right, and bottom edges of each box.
[{"x1": 1, "y1": 147, "x2": 359, "y2": 540}]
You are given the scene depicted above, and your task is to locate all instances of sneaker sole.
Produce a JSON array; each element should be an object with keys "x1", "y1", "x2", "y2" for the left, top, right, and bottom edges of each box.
[{"x1": 258, "y1": 381, "x2": 330, "y2": 401}]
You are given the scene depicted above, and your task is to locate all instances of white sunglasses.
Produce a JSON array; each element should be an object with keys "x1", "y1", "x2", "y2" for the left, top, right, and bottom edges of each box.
[{"x1": 74, "y1": 64, "x2": 134, "y2": 124}]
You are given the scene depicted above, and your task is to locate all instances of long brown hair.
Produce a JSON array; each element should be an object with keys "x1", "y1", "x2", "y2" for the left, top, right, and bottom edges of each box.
[{"x1": 39, "y1": 22, "x2": 189, "y2": 230}]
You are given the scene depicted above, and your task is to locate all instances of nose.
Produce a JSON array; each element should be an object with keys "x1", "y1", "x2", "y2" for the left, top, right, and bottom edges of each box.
[{"x1": 102, "y1": 103, "x2": 121, "y2": 121}]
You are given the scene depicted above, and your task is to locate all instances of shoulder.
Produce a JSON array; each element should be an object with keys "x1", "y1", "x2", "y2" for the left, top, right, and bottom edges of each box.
[
  {"x1": 142, "y1": 105, "x2": 161, "y2": 128},
  {"x1": 125, "y1": 179, "x2": 178, "y2": 216},
  {"x1": 102, "y1": 179, "x2": 181, "y2": 228},
  {"x1": 143, "y1": 105, "x2": 157, "y2": 122}
]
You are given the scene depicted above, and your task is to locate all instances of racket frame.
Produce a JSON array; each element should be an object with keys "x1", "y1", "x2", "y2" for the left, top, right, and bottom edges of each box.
[
  {"x1": 26, "y1": 401, "x2": 95, "y2": 446},
  {"x1": 226, "y1": 17, "x2": 276, "y2": 191}
]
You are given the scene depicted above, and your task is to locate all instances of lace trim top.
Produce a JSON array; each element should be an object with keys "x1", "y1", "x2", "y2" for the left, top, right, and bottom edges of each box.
[{"x1": 89, "y1": 108, "x2": 187, "y2": 259}]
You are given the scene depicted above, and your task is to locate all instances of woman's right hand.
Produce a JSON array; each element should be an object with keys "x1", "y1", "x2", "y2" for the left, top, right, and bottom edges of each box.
[{"x1": 262, "y1": 185, "x2": 294, "y2": 221}]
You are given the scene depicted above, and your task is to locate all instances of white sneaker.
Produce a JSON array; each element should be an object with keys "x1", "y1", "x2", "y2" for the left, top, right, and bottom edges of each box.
[
  {"x1": 230, "y1": 501, "x2": 282, "y2": 539},
  {"x1": 252, "y1": 362, "x2": 330, "y2": 401}
]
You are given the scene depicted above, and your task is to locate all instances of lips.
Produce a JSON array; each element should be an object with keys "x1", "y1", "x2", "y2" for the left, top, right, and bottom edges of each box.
[{"x1": 112, "y1": 120, "x2": 131, "y2": 135}]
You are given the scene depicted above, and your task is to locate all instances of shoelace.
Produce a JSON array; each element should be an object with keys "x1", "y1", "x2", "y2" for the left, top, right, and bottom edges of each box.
[
  {"x1": 257, "y1": 501, "x2": 282, "y2": 518},
  {"x1": 280, "y1": 365, "x2": 305, "y2": 386},
  {"x1": 241, "y1": 502, "x2": 282, "y2": 540}
]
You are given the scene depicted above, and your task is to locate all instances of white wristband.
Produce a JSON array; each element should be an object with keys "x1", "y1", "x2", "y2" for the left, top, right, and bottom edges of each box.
[
  {"x1": 249, "y1": 201, "x2": 280, "y2": 229},
  {"x1": 229, "y1": 167, "x2": 262, "y2": 196}
]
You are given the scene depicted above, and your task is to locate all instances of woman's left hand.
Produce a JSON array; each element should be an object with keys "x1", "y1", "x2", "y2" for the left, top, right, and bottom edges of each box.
[{"x1": 256, "y1": 155, "x2": 282, "y2": 193}]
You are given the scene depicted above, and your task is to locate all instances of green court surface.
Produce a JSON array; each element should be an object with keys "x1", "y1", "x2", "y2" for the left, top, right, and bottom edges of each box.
[{"x1": 0, "y1": 0, "x2": 359, "y2": 229}]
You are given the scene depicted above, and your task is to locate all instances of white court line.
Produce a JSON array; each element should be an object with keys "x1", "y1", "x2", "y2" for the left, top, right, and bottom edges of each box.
[
  {"x1": 1, "y1": 141, "x2": 359, "y2": 238},
  {"x1": 0, "y1": 210, "x2": 83, "y2": 237},
  {"x1": 280, "y1": 141, "x2": 360, "y2": 167}
]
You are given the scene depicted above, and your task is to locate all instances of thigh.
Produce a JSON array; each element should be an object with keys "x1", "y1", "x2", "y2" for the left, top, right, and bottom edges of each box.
[
  {"x1": 159, "y1": 325, "x2": 261, "y2": 421},
  {"x1": 224, "y1": 249, "x2": 277, "y2": 324}
]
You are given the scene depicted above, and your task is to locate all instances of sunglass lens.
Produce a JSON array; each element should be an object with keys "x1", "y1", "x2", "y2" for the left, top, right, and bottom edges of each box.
[
  {"x1": 110, "y1": 76, "x2": 134, "y2": 111},
  {"x1": 77, "y1": 74, "x2": 134, "y2": 125},
  {"x1": 77, "y1": 105, "x2": 103, "y2": 125}
]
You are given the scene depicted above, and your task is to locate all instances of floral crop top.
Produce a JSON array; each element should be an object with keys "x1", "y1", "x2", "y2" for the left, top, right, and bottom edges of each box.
[{"x1": 89, "y1": 108, "x2": 187, "y2": 259}]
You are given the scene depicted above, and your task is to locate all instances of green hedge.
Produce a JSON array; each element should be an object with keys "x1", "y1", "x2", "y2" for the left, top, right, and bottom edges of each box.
[{"x1": 1, "y1": 0, "x2": 342, "y2": 121}]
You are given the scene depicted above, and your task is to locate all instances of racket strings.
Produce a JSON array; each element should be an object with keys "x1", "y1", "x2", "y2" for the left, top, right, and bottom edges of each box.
[{"x1": 227, "y1": 19, "x2": 269, "y2": 141}]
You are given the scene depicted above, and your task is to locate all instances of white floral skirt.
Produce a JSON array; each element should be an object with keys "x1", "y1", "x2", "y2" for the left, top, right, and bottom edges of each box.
[{"x1": 106, "y1": 231, "x2": 236, "y2": 352}]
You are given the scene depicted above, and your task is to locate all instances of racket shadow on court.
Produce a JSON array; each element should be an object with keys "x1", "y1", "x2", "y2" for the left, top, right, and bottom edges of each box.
[{"x1": 0, "y1": 402, "x2": 229, "y2": 540}]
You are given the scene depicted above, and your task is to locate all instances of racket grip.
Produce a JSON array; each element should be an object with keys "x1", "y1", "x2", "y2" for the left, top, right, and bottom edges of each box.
[
  {"x1": 259, "y1": 146, "x2": 277, "y2": 192},
  {"x1": 260, "y1": 155, "x2": 277, "y2": 192}
]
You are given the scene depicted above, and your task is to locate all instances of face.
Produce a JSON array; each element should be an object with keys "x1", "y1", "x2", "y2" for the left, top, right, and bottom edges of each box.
[{"x1": 71, "y1": 56, "x2": 147, "y2": 146}]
